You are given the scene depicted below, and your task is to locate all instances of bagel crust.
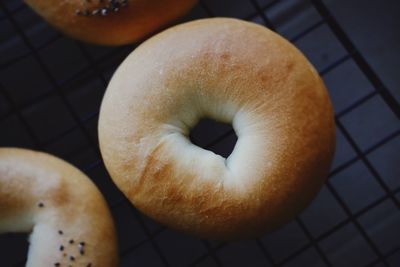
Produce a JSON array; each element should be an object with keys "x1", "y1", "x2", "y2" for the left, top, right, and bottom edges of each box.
[
  {"x1": 99, "y1": 18, "x2": 335, "y2": 240},
  {"x1": 0, "y1": 148, "x2": 118, "y2": 266},
  {"x1": 24, "y1": 0, "x2": 197, "y2": 45}
]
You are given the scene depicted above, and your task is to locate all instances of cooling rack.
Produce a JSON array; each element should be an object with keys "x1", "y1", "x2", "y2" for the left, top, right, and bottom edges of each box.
[{"x1": 0, "y1": 0, "x2": 399, "y2": 266}]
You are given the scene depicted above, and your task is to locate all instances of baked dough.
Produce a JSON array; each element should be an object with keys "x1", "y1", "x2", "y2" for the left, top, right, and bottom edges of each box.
[
  {"x1": 98, "y1": 18, "x2": 335, "y2": 239},
  {"x1": 0, "y1": 148, "x2": 118, "y2": 266},
  {"x1": 25, "y1": 0, "x2": 197, "y2": 45}
]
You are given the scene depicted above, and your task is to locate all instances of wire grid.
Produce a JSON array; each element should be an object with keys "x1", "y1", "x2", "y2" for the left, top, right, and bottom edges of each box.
[{"x1": 0, "y1": 0, "x2": 399, "y2": 266}]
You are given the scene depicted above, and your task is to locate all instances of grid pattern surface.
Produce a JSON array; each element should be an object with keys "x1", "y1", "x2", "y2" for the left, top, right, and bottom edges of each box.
[{"x1": 1, "y1": 0, "x2": 400, "y2": 266}]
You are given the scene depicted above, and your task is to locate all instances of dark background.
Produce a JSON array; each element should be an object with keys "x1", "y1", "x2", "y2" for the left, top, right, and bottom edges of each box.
[{"x1": 0, "y1": 0, "x2": 399, "y2": 266}]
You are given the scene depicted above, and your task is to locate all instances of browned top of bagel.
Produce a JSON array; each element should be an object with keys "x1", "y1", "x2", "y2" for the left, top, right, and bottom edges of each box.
[{"x1": 24, "y1": 0, "x2": 197, "y2": 45}]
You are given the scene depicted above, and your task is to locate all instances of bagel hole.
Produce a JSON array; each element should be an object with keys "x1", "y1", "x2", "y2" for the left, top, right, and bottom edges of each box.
[
  {"x1": 189, "y1": 118, "x2": 238, "y2": 158},
  {"x1": 0, "y1": 233, "x2": 29, "y2": 265}
]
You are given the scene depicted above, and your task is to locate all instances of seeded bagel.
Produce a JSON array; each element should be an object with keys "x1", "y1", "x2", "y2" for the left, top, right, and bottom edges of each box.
[
  {"x1": 0, "y1": 148, "x2": 118, "y2": 266},
  {"x1": 24, "y1": 0, "x2": 197, "y2": 45}
]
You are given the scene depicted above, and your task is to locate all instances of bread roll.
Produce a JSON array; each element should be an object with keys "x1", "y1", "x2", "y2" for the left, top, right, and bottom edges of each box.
[
  {"x1": 25, "y1": 0, "x2": 197, "y2": 45},
  {"x1": 98, "y1": 18, "x2": 336, "y2": 239},
  {"x1": 0, "y1": 148, "x2": 118, "y2": 266}
]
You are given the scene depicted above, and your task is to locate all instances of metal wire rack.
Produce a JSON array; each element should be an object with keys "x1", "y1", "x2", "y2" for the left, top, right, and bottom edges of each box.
[{"x1": 1, "y1": 0, "x2": 399, "y2": 266}]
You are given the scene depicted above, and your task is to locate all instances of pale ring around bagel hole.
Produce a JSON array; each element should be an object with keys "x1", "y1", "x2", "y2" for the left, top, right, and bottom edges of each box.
[{"x1": 98, "y1": 17, "x2": 336, "y2": 240}]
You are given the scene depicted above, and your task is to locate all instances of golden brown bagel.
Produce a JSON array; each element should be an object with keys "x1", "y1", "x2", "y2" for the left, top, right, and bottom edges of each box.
[
  {"x1": 98, "y1": 18, "x2": 335, "y2": 240},
  {"x1": 24, "y1": 0, "x2": 197, "y2": 45},
  {"x1": 0, "y1": 148, "x2": 118, "y2": 266}
]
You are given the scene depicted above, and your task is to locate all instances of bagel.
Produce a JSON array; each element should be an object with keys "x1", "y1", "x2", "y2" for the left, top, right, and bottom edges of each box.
[
  {"x1": 0, "y1": 148, "x2": 118, "y2": 266},
  {"x1": 24, "y1": 0, "x2": 197, "y2": 45},
  {"x1": 98, "y1": 18, "x2": 335, "y2": 240}
]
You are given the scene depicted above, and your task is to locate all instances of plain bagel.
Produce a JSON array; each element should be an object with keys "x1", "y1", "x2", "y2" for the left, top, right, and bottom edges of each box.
[
  {"x1": 24, "y1": 0, "x2": 197, "y2": 45},
  {"x1": 0, "y1": 148, "x2": 118, "y2": 266},
  {"x1": 98, "y1": 18, "x2": 335, "y2": 240}
]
